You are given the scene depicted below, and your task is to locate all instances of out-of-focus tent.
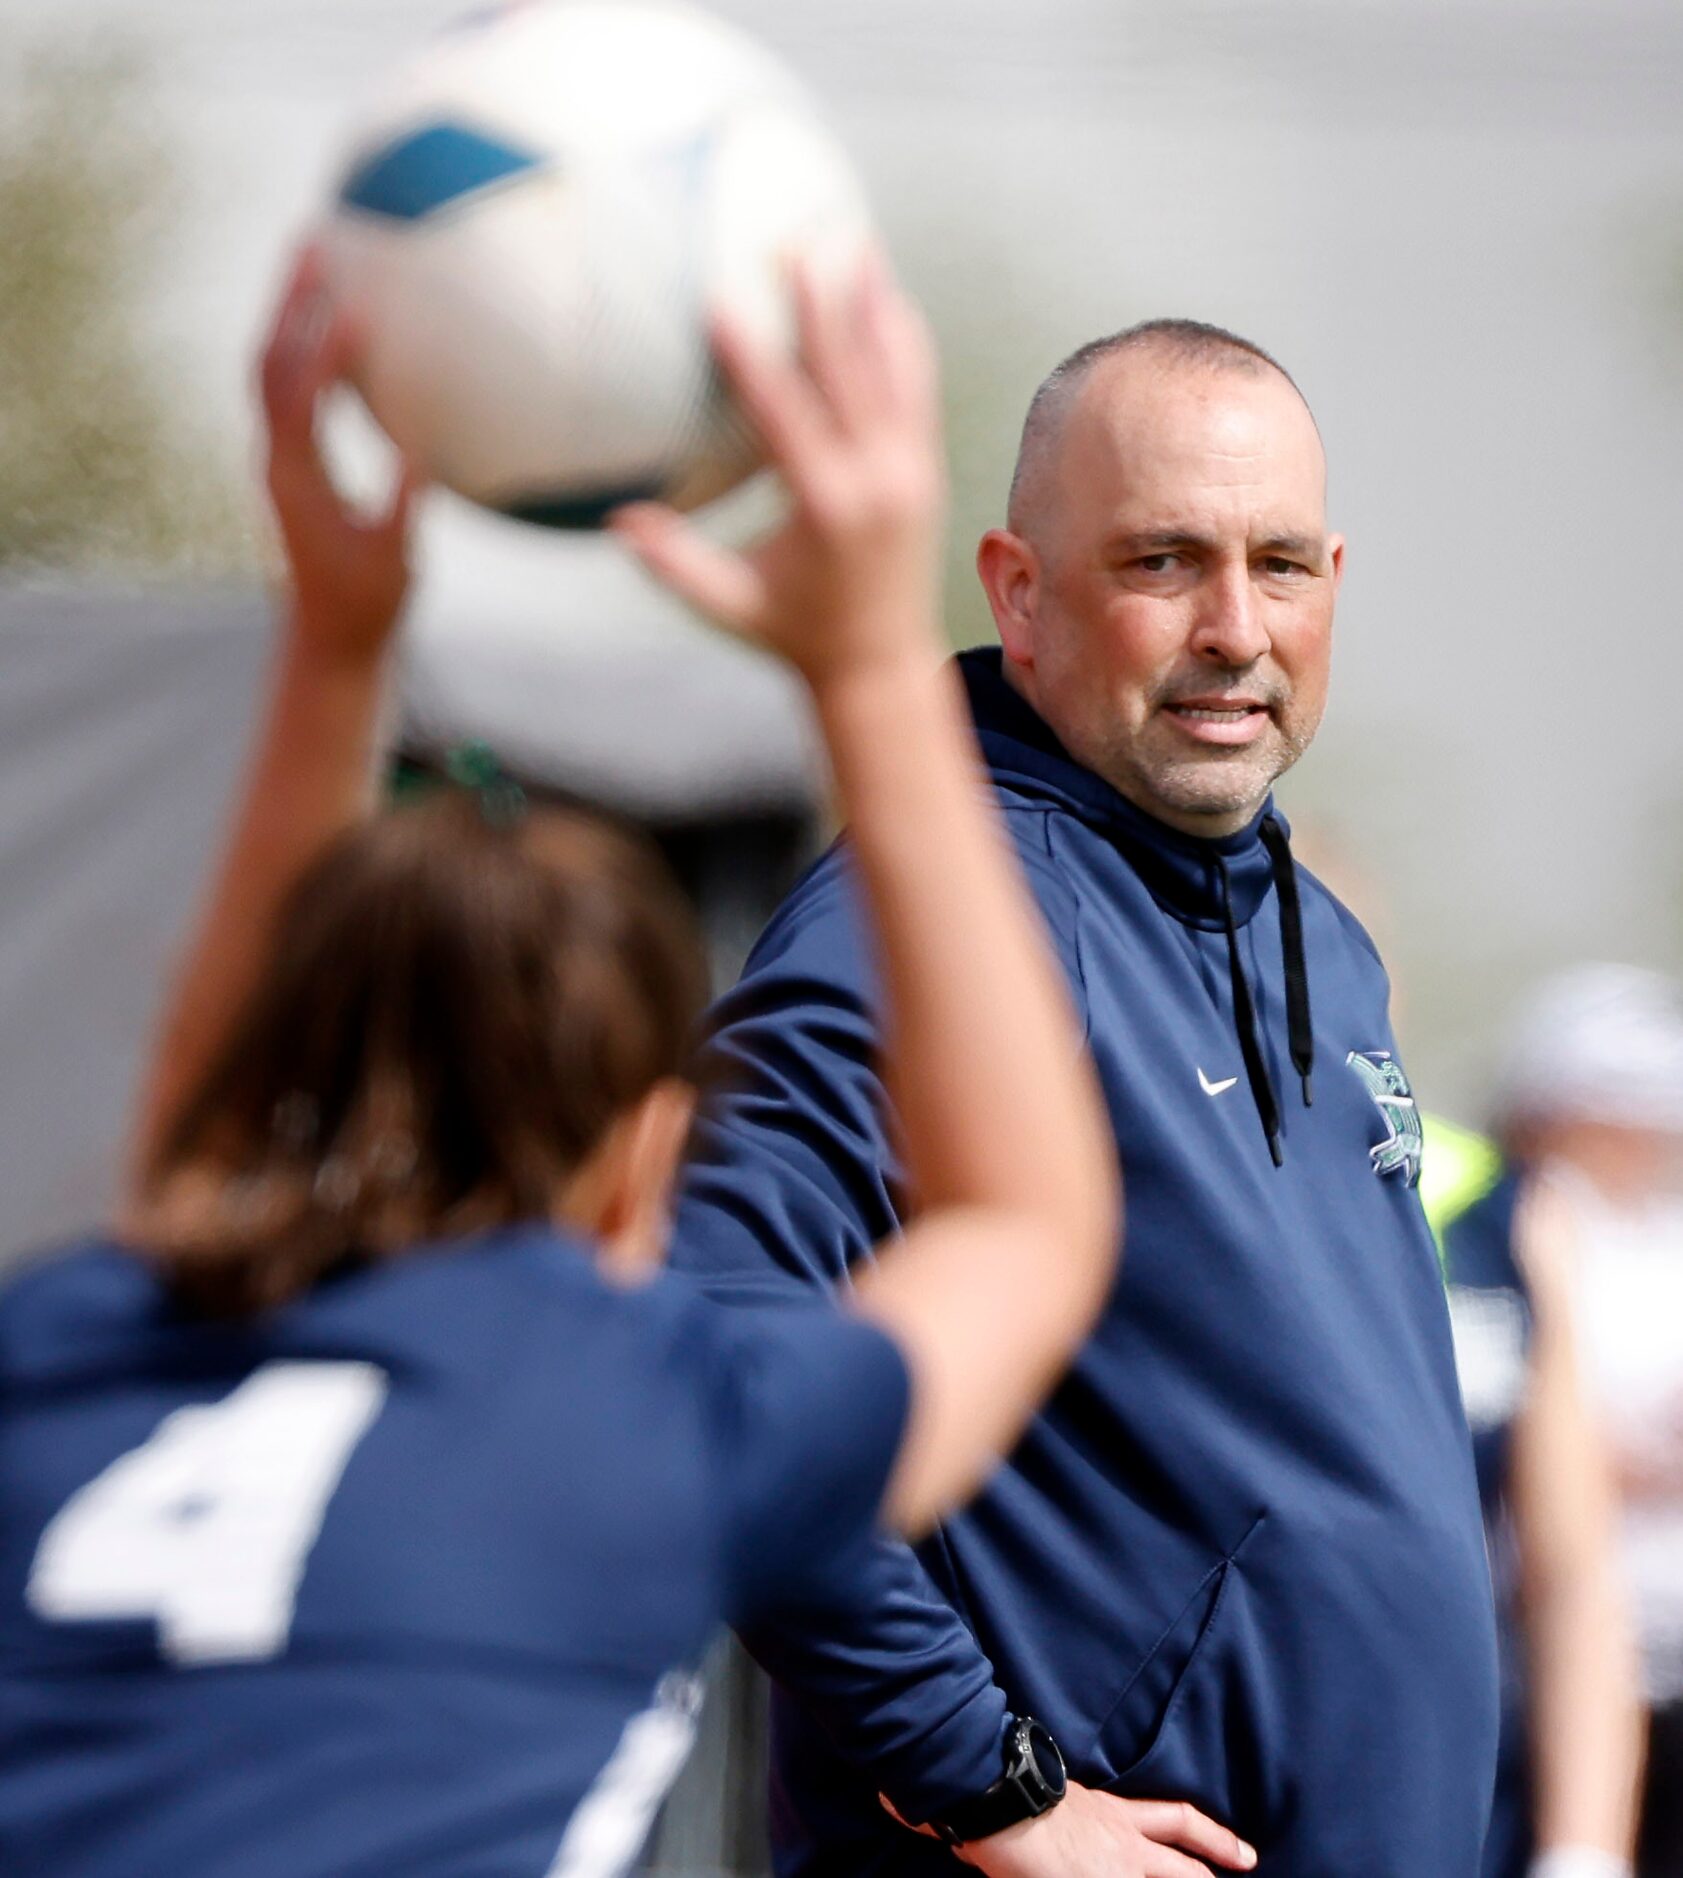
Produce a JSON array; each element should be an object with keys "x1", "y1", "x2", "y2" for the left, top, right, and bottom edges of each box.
[{"x1": 0, "y1": 570, "x2": 820, "y2": 1268}]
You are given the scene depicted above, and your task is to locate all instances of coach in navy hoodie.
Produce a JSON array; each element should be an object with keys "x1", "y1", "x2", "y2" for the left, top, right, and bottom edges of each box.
[{"x1": 674, "y1": 321, "x2": 1498, "y2": 1876}]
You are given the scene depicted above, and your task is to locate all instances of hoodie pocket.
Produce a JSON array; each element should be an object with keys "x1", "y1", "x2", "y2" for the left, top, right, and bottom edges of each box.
[{"x1": 1081, "y1": 1511, "x2": 1265, "y2": 1786}]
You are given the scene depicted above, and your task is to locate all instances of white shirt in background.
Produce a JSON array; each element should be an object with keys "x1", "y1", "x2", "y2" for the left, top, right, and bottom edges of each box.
[{"x1": 1559, "y1": 1170, "x2": 1683, "y2": 1705}]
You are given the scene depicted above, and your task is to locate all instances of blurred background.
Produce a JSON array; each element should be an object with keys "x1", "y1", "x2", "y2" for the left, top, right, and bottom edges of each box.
[{"x1": 2, "y1": 1, "x2": 1682, "y2": 1872}]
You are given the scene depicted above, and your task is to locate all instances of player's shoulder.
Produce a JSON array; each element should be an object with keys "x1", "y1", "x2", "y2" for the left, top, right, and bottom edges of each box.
[
  {"x1": 672, "y1": 1289, "x2": 910, "y2": 1592},
  {"x1": 0, "y1": 1237, "x2": 156, "y2": 1384},
  {"x1": 0, "y1": 1225, "x2": 696, "y2": 1389},
  {"x1": 459, "y1": 1227, "x2": 816, "y2": 1376},
  {"x1": 645, "y1": 1277, "x2": 903, "y2": 1433},
  {"x1": 316, "y1": 1223, "x2": 716, "y2": 1371}
]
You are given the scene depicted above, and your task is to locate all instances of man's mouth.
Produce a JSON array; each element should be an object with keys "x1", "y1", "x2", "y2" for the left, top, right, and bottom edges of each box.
[{"x1": 1161, "y1": 699, "x2": 1273, "y2": 746}]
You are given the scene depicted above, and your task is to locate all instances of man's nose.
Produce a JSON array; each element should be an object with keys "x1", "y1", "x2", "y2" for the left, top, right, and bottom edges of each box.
[{"x1": 1190, "y1": 563, "x2": 1270, "y2": 667}]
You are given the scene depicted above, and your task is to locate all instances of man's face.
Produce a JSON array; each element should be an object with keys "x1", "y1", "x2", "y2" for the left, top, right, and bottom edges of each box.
[{"x1": 986, "y1": 355, "x2": 1343, "y2": 836}]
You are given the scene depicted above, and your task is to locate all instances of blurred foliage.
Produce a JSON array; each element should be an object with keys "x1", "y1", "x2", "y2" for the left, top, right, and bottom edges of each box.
[
  {"x1": 888, "y1": 202, "x2": 1069, "y2": 650},
  {"x1": 935, "y1": 321, "x2": 1028, "y2": 650},
  {"x1": 0, "y1": 48, "x2": 249, "y2": 571}
]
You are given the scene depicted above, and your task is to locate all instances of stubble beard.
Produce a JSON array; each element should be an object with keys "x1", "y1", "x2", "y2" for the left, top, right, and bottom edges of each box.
[{"x1": 1083, "y1": 703, "x2": 1316, "y2": 835}]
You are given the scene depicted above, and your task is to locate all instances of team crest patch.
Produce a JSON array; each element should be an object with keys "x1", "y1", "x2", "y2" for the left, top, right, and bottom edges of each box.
[{"x1": 1346, "y1": 1050, "x2": 1423, "y2": 1186}]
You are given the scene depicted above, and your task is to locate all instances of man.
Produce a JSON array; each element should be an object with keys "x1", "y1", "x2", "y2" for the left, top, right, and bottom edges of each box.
[{"x1": 674, "y1": 321, "x2": 1498, "y2": 1876}]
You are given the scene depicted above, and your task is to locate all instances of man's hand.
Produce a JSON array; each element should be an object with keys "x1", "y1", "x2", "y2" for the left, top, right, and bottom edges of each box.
[
  {"x1": 259, "y1": 243, "x2": 420, "y2": 666},
  {"x1": 938, "y1": 1781, "x2": 1256, "y2": 1878},
  {"x1": 610, "y1": 249, "x2": 945, "y2": 691}
]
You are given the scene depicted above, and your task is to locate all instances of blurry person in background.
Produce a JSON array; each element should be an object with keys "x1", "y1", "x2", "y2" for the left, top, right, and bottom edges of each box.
[
  {"x1": 1427, "y1": 1110, "x2": 1645, "y2": 1878},
  {"x1": 1489, "y1": 966, "x2": 1683, "y2": 1878},
  {"x1": 0, "y1": 250, "x2": 1132, "y2": 1877}
]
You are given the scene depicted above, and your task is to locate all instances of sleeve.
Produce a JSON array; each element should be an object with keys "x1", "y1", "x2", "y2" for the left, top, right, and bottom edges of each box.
[
  {"x1": 669, "y1": 841, "x2": 1083, "y2": 1818},
  {"x1": 708, "y1": 1303, "x2": 911, "y2": 1620}
]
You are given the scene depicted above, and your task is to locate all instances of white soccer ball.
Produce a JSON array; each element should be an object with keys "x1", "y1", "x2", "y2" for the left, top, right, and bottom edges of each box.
[{"x1": 321, "y1": 0, "x2": 873, "y2": 527}]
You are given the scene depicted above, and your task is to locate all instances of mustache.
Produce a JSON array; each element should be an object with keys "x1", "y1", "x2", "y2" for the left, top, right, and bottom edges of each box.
[{"x1": 1151, "y1": 670, "x2": 1290, "y2": 712}]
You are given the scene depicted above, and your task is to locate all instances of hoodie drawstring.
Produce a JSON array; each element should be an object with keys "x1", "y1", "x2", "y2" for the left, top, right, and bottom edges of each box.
[
  {"x1": 1260, "y1": 814, "x2": 1314, "y2": 1109},
  {"x1": 1216, "y1": 854, "x2": 1284, "y2": 1167},
  {"x1": 1216, "y1": 821, "x2": 1315, "y2": 1168}
]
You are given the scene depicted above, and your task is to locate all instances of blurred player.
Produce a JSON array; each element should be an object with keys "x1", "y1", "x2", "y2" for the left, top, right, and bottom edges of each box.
[
  {"x1": 0, "y1": 248, "x2": 1131, "y2": 1878},
  {"x1": 1429, "y1": 1115, "x2": 1644, "y2": 1878},
  {"x1": 1458, "y1": 966, "x2": 1683, "y2": 1878}
]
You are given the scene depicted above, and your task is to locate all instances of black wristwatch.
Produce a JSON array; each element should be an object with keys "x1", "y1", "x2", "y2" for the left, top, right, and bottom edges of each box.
[{"x1": 927, "y1": 1716, "x2": 1067, "y2": 1846}]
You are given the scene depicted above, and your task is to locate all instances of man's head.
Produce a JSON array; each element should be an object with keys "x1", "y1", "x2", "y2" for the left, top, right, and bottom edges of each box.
[{"x1": 978, "y1": 319, "x2": 1343, "y2": 836}]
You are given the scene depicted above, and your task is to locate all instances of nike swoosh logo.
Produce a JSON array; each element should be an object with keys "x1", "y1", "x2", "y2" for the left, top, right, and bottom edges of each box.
[{"x1": 1198, "y1": 1068, "x2": 1239, "y2": 1096}]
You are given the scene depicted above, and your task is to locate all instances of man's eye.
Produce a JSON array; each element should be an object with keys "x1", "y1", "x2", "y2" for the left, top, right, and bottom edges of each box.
[
  {"x1": 1261, "y1": 557, "x2": 1307, "y2": 578},
  {"x1": 1134, "y1": 553, "x2": 1180, "y2": 574}
]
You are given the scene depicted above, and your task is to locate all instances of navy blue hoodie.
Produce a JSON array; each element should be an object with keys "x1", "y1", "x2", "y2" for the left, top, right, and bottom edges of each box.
[{"x1": 673, "y1": 650, "x2": 1498, "y2": 1876}]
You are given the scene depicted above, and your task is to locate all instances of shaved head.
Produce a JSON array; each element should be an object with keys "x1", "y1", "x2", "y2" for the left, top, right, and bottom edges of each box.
[
  {"x1": 1007, "y1": 320, "x2": 1307, "y2": 537},
  {"x1": 977, "y1": 318, "x2": 1342, "y2": 837}
]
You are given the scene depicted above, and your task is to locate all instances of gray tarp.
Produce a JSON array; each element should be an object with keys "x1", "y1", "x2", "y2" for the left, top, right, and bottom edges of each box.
[{"x1": 0, "y1": 575, "x2": 818, "y2": 1269}]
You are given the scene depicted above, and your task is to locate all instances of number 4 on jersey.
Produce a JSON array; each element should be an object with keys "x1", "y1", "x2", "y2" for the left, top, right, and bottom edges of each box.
[{"x1": 27, "y1": 1361, "x2": 388, "y2": 1665}]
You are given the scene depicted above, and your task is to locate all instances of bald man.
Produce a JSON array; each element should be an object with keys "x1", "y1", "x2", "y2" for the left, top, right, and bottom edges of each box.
[{"x1": 673, "y1": 322, "x2": 1499, "y2": 1878}]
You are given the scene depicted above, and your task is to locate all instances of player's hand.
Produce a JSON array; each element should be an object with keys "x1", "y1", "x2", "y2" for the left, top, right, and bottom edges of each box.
[
  {"x1": 894, "y1": 1780, "x2": 1256, "y2": 1878},
  {"x1": 610, "y1": 249, "x2": 945, "y2": 691},
  {"x1": 259, "y1": 243, "x2": 422, "y2": 666}
]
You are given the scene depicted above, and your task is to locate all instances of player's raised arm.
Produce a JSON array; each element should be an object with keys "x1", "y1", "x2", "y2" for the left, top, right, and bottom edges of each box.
[
  {"x1": 122, "y1": 246, "x2": 420, "y2": 1219},
  {"x1": 613, "y1": 255, "x2": 1120, "y2": 1536}
]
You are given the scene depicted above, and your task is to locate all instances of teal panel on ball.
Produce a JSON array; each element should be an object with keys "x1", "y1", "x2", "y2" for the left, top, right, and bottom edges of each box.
[{"x1": 338, "y1": 123, "x2": 544, "y2": 221}]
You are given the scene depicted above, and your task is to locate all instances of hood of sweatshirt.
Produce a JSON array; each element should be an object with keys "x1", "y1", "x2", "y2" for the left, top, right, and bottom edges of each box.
[
  {"x1": 956, "y1": 648, "x2": 1279, "y2": 933},
  {"x1": 957, "y1": 647, "x2": 1313, "y2": 1161}
]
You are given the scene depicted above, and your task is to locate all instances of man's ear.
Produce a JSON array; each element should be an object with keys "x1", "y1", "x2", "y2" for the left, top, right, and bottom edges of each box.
[
  {"x1": 976, "y1": 529, "x2": 1040, "y2": 678},
  {"x1": 1329, "y1": 533, "x2": 1346, "y2": 597},
  {"x1": 566, "y1": 1079, "x2": 698, "y2": 1280}
]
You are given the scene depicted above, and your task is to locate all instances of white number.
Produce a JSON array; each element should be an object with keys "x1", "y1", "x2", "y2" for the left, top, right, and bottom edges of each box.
[
  {"x1": 27, "y1": 1360, "x2": 387, "y2": 1665},
  {"x1": 547, "y1": 1674, "x2": 704, "y2": 1878}
]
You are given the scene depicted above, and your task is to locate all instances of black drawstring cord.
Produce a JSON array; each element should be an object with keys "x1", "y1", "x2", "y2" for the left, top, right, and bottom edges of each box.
[
  {"x1": 1260, "y1": 815, "x2": 1314, "y2": 1109},
  {"x1": 1216, "y1": 854, "x2": 1283, "y2": 1168}
]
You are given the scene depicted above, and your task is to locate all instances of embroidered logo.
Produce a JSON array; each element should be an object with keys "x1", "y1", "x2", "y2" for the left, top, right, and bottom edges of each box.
[
  {"x1": 1345, "y1": 1049, "x2": 1423, "y2": 1186},
  {"x1": 1197, "y1": 1067, "x2": 1238, "y2": 1096}
]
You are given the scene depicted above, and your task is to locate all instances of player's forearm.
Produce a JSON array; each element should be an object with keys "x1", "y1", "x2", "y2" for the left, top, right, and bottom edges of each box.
[
  {"x1": 1525, "y1": 1568, "x2": 1645, "y2": 1860},
  {"x1": 125, "y1": 612, "x2": 394, "y2": 1194},
  {"x1": 812, "y1": 648, "x2": 1114, "y2": 1261},
  {"x1": 1509, "y1": 1211, "x2": 1646, "y2": 1866},
  {"x1": 816, "y1": 647, "x2": 1116, "y2": 1531}
]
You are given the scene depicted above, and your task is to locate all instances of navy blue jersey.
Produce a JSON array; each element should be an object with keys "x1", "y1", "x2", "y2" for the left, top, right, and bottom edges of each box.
[
  {"x1": 1443, "y1": 1175, "x2": 1532, "y2": 1518},
  {"x1": 0, "y1": 1226, "x2": 909, "y2": 1877}
]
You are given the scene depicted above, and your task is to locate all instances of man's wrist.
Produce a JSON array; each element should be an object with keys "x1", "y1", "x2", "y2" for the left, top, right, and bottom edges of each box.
[
  {"x1": 1529, "y1": 1848, "x2": 1634, "y2": 1878},
  {"x1": 923, "y1": 1716, "x2": 1067, "y2": 1845}
]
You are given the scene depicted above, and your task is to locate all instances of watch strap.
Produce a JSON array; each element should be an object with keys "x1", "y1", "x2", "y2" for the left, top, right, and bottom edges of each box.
[{"x1": 928, "y1": 1718, "x2": 1065, "y2": 1846}]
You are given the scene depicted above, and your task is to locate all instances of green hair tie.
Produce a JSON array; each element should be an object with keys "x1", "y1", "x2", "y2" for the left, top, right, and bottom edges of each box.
[{"x1": 442, "y1": 740, "x2": 527, "y2": 828}]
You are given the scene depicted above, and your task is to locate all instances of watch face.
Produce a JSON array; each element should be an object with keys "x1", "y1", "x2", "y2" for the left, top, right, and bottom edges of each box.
[{"x1": 1025, "y1": 1721, "x2": 1067, "y2": 1798}]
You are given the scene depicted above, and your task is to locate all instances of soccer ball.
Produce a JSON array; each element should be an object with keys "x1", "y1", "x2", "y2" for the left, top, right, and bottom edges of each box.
[{"x1": 321, "y1": 0, "x2": 873, "y2": 527}]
